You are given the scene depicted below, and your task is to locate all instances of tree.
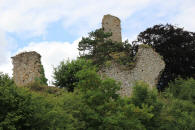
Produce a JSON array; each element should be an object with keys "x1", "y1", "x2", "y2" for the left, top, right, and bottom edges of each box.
[
  {"x1": 133, "y1": 24, "x2": 195, "y2": 90},
  {"x1": 78, "y1": 28, "x2": 137, "y2": 67},
  {"x1": 0, "y1": 72, "x2": 76, "y2": 129},
  {"x1": 0, "y1": 72, "x2": 14, "y2": 87},
  {"x1": 74, "y1": 68, "x2": 153, "y2": 129},
  {"x1": 158, "y1": 78, "x2": 195, "y2": 130},
  {"x1": 167, "y1": 78, "x2": 195, "y2": 103},
  {"x1": 53, "y1": 59, "x2": 93, "y2": 92},
  {"x1": 130, "y1": 82, "x2": 163, "y2": 129}
]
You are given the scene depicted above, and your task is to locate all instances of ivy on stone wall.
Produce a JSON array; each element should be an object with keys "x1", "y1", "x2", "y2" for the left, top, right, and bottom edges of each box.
[{"x1": 36, "y1": 64, "x2": 48, "y2": 85}]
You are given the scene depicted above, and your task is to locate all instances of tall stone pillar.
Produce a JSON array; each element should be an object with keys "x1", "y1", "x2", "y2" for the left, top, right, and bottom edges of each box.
[
  {"x1": 102, "y1": 14, "x2": 122, "y2": 42},
  {"x1": 11, "y1": 51, "x2": 42, "y2": 86}
]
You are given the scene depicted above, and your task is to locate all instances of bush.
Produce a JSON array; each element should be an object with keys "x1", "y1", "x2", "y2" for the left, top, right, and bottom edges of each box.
[
  {"x1": 53, "y1": 59, "x2": 93, "y2": 92},
  {"x1": 131, "y1": 82, "x2": 162, "y2": 110},
  {"x1": 0, "y1": 73, "x2": 75, "y2": 129},
  {"x1": 0, "y1": 72, "x2": 14, "y2": 87},
  {"x1": 26, "y1": 81, "x2": 63, "y2": 96},
  {"x1": 72, "y1": 68, "x2": 154, "y2": 129},
  {"x1": 130, "y1": 82, "x2": 163, "y2": 129},
  {"x1": 159, "y1": 98, "x2": 195, "y2": 130},
  {"x1": 1, "y1": 71, "x2": 195, "y2": 129},
  {"x1": 167, "y1": 78, "x2": 195, "y2": 103},
  {"x1": 0, "y1": 76, "x2": 48, "y2": 129}
]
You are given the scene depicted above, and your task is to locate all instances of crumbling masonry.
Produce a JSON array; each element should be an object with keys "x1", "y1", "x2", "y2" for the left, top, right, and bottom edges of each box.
[
  {"x1": 102, "y1": 14, "x2": 122, "y2": 42},
  {"x1": 100, "y1": 14, "x2": 165, "y2": 96},
  {"x1": 100, "y1": 46, "x2": 165, "y2": 96},
  {"x1": 11, "y1": 14, "x2": 165, "y2": 97},
  {"x1": 12, "y1": 51, "x2": 43, "y2": 86}
]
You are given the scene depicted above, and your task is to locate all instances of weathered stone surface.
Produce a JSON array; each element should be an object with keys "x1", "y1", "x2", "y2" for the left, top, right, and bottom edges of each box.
[
  {"x1": 99, "y1": 45, "x2": 165, "y2": 97},
  {"x1": 102, "y1": 14, "x2": 122, "y2": 42},
  {"x1": 11, "y1": 51, "x2": 42, "y2": 86}
]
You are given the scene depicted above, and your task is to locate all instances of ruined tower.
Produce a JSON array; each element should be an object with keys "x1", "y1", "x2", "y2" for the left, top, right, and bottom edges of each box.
[
  {"x1": 102, "y1": 14, "x2": 122, "y2": 42},
  {"x1": 11, "y1": 51, "x2": 43, "y2": 86},
  {"x1": 100, "y1": 14, "x2": 165, "y2": 97}
]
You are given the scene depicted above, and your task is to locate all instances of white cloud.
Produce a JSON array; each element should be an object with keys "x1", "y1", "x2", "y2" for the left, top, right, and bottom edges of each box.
[
  {"x1": 0, "y1": 58, "x2": 13, "y2": 77},
  {"x1": 173, "y1": 0, "x2": 195, "y2": 31},
  {"x1": 0, "y1": 0, "x2": 152, "y2": 37},
  {"x1": 0, "y1": 29, "x2": 15, "y2": 76},
  {"x1": 0, "y1": 30, "x2": 8, "y2": 64},
  {"x1": 16, "y1": 39, "x2": 80, "y2": 85},
  {"x1": 0, "y1": 0, "x2": 195, "y2": 37},
  {"x1": 1, "y1": 0, "x2": 195, "y2": 83}
]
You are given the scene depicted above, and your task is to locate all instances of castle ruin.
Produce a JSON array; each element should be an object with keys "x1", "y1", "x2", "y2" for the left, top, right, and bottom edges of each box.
[
  {"x1": 11, "y1": 14, "x2": 165, "y2": 97},
  {"x1": 100, "y1": 45, "x2": 165, "y2": 96},
  {"x1": 102, "y1": 14, "x2": 122, "y2": 42},
  {"x1": 100, "y1": 14, "x2": 165, "y2": 96},
  {"x1": 11, "y1": 51, "x2": 43, "y2": 86}
]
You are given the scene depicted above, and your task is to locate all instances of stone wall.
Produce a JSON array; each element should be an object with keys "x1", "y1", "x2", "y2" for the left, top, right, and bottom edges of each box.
[
  {"x1": 102, "y1": 14, "x2": 122, "y2": 42},
  {"x1": 100, "y1": 45, "x2": 165, "y2": 97},
  {"x1": 11, "y1": 51, "x2": 42, "y2": 86}
]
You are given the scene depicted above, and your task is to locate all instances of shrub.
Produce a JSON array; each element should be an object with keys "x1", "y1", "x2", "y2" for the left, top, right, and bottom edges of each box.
[
  {"x1": 167, "y1": 78, "x2": 195, "y2": 103},
  {"x1": 131, "y1": 82, "x2": 163, "y2": 129},
  {"x1": 0, "y1": 73, "x2": 75, "y2": 129},
  {"x1": 160, "y1": 93, "x2": 195, "y2": 130},
  {"x1": 0, "y1": 76, "x2": 49, "y2": 129},
  {"x1": 73, "y1": 68, "x2": 154, "y2": 129},
  {"x1": 0, "y1": 72, "x2": 14, "y2": 87},
  {"x1": 53, "y1": 59, "x2": 93, "y2": 92}
]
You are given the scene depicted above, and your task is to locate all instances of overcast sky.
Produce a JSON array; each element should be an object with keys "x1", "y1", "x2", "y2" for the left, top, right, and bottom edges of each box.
[{"x1": 0, "y1": 0, "x2": 195, "y2": 84}]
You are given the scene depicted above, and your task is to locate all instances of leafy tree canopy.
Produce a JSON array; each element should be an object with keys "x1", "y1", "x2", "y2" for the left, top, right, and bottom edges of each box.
[
  {"x1": 0, "y1": 73, "x2": 72, "y2": 129},
  {"x1": 133, "y1": 24, "x2": 195, "y2": 90},
  {"x1": 1, "y1": 72, "x2": 195, "y2": 129},
  {"x1": 78, "y1": 28, "x2": 137, "y2": 67},
  {"x1": 53, "y1": 59, "x2": 93, "y2": 92}
]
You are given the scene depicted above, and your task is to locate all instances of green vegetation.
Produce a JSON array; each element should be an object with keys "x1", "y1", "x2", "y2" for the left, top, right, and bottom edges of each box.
[
  {"x1": 39, "y1": 64, "x2": 48, "y2": 85},
  {"x1": 33, "y1": 64, "x2": 48, "y2": 86},
  {"x1": 53, "y1": 59, "x2": 93, "y2": 92},
  {"x1": 0, "y1": 73, "x2": 73, "y2": 129},
  {"x1": 78, "y1": 28, "x2": 137, "y2": 67},
  {"x1": 134, "y1": 24, "x2": 195, "y2": 90},
  {"x1": 1, "y1": 24, "x2": 195, "y2": 129},
  {"x1": 166, "y1": 77, "x2": 195, "y2": 103},
  {"x1": 1, "y1": 68, "x2": 194, "y2": 129}
]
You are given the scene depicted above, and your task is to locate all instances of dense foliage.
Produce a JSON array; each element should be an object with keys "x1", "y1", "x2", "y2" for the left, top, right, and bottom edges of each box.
[
  {"x1": 1, "y1": 24, "x2": 195, "y2": 129},
  {"x1": 0, "y1": 73, "x2": 73, "y2": 129},
  {"x1": 166, "y1": 77, "x2": 195, "y2": 103},
  {"x1": 53, "y1": 59, "x2": 93, "y2": 92},
  {"x1": 159, "y1": 78, "x2": 195, "y2": 130},
  {"x1": 133, "y1": 24, "x2": 195, "y2": 90},
  {"x1": 1, "y1": 68, "x2": 194, "y2": 129},
  {"x1": 78, "y1": 28, "x2": 137, "y2": 67}
]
